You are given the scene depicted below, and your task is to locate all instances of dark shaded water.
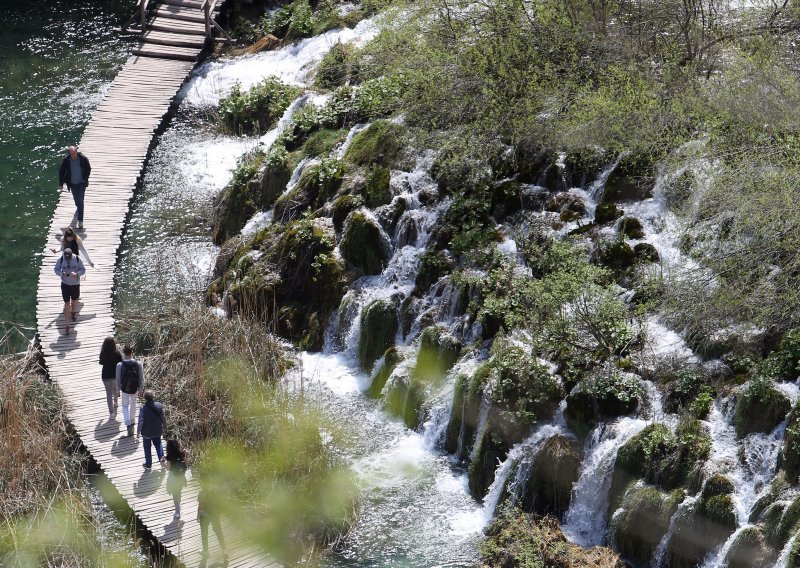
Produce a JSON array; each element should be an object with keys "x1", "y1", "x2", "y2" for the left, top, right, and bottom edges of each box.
[{"x1": 0, "y1": 1, "x2": 130, "y2": 338}]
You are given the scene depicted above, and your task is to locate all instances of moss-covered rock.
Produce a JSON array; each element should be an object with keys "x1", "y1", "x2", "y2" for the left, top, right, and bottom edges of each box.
[
  {"x1": 331, "y1": 194, "x2": 364, "y2": 233},
  {"x1": 610, "y1": 486, "x2": 683, "y2": 567},
  {"x1": 610, "y1": 418, "x2": 711, "y2": 510},
  {"x1": 213, "y1": 150, "x2": 294, "y2": 243},
  {"x1": 634, "y1": 242, "x2": 660, "y2": 263},
  {"x1": 444, "y1": 373, "x2": 483, "y2": 459},
  {"x1": 596, "y1": 240, "x2": 636, "y2": 270},
  {"x1": 602, "y1": 152, "x2": 655, "y2": 202},
  {"x1": 358, "y1": 299, "x2": 398, "y2": 373},
  {"x1": 566, "y1": 368, "x2": 641, "y2": 438},
  {"x1": 368, "y1": 346, "x2": 402, "y2": 398},
  {"x1": 545, "y1": 193, "x2": 587, "y2": 221},
  {"x1": 595, "y1": 201, "x2": 624, "y2": 224},
  {"x1": 414, "y1": 325, "x2": 461, "y2": 385},
  {"x1": 783, "y1": 403, "x2": 800, "y2": 483},
  {"x1": 725, "y1": 526, "x2": 776, "y2": 568},
  {"x1": 620, "y1": 216, "x2": 644, "y2": 239},
  {"x1": 361, "y1": 165, "x2": 392, "y2": 208},
  {"x1": 564, "y1": 147, "x2": 613, "y2": 189},
  {"x1": 343, "y1": 120, "x2": 405, "y2": 168},
  {"x1": 468, "y1": 413, "x2": 512, "y2": 499},
  {"x1": 771, "y1": 495, "x2": 800, "y2": 549},
  {"x1": 340, "y1": 211, "x2": 390, "y2": 275},
  {"x1": 734, "y1": 377, "x2": 791, "y2": 438},
  {"x1": 214, "y1": 217, "x2": 345, "y2": 350},
  {"x1": 666, "y1": 474, "x2": 737, "y2": 568},
  {"x1": 519, "y1": 435, "x2": 581, "y2": 521},
  {"x1": 414, "y1": 250, "x2": 456, "y2": 294},
  {"x1": 383, "y1": 370, "x2": 426, "y2": 429},
  {"x1": 272, "y1": 158, "x2": 344, "y2": 224}
]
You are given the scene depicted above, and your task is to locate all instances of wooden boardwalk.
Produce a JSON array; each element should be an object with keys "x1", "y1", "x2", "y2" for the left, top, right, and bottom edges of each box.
[{"x1": 35, "y1": 2, "x2": 275, "y2": 566}]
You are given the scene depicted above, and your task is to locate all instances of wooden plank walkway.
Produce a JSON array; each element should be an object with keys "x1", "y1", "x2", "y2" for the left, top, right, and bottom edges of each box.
[{"x1": 36, "y1": 2, "x2": 277, "y2": 567}]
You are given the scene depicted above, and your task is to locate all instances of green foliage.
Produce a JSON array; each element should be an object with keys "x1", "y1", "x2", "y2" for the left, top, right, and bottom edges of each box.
[
  {"x1": 358, "y1": 299, "x2": 398, "y2": 372},
  {"x1": 482, "y1": 338, "x2": 563, "y2": 425},
  {"x1": 482, "y1": 511, "x2": 623, "y2": 568},
  {"x1": 345, "y1": 120, "x2": 406, "y2": 167},
  {"x1": 220, "y1": 78, "x2": 301, "y2": 135},
  {"x1": 734, "y1": 376, "x2": 791, "y2": 438},
  {"x1": 316, "y1": 42, "x2": 361, "y2": 89}
]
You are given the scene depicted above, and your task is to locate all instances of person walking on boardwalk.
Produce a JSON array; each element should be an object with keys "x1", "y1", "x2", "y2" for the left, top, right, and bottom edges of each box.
[
  {"x1": 136, "y1": 389, "x2": 166, "y2": 470},
  {"x1": 164, "y1": 438, "x2": 188, "y2": 521},
  {"x1": 58, "y1": 145, "x2": 91, "y2": 229},
  {"x1": 99, "y1": 336, "x2": 122, "y2": 419},
  {"x1": 198, "y1": 482, "x2": 227, "y2": 563},
  {"x1": 59, "y1": 226, "x2": 95, "y2": 268},
  {"x1": 116, "y1": 344, "x2": 143, "y2": 437},
  {"x1": 53, "y1": 248, "x2": 85, "y2": 336}
]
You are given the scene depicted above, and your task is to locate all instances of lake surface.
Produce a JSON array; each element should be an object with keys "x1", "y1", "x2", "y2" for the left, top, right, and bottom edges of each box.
[{"x1": 0, "y1": 0, "x2": 130, "y2": 341}]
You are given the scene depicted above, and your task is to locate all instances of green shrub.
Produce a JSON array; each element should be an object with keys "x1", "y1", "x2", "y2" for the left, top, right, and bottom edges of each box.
[
  {"x1": 734, "y1": 376, "x2": 791, "y2": 438},
  {"x1": 316, "y1": 42, "x2": 361, "y2": 89},
  {"x1": 220, "y1": 78, "x2": 301, "y2": 135}
]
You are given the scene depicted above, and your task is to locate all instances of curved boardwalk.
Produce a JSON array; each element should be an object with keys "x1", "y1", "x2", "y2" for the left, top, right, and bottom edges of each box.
[{"x1": 35, "y1": 5, "x2": 275, "y2": 567}]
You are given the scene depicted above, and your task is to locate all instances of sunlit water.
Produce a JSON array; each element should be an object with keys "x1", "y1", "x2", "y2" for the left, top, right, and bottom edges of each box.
[{"x1": 0, "y1": 1, "x2": 130, "y2": 339}]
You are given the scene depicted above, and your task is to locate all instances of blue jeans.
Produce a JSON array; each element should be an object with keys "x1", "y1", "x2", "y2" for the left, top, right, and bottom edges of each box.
[
  {"x1": 70, "y1": 182, "x2": 86, "y2": 222},
  {"x1": 142, "y1": 436, "x2": 163, "y2": 467}
]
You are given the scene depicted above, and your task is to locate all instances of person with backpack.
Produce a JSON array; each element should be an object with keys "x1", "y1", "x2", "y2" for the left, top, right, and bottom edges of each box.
[
  {"x1": 116, "y1": 344, "x2": 143, "y2": 437},
  {"x1": 136, "y1": 389, "x2": 166, "y2": 470},
  {"x1": 198, "y1": 481, "x2": 227, "y2": 563},
  {"x1": 54, "y1": 248, "x2": 85, "y2": 336},
  {"x1": 164, "y1": 438, "x2": 188, "y2": 520}
]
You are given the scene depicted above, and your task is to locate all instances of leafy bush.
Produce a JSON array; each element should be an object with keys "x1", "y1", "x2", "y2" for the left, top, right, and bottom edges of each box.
[
  {"x1": 734, "y1": 376, "x2": 791, "y2": 438},
  {"x1": 220, "y1": 78, "x2": 301, "y2": 135}
]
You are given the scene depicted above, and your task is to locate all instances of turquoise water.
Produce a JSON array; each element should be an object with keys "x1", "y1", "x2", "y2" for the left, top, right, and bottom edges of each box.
[{"x1": 0, "y1": 1, "x2": 130, "y2": 339}]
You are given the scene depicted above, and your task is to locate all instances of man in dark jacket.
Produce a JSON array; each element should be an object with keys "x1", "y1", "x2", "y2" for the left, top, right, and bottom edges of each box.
[
  {"x1": 58, "y1": 146, "x2": 91, "y2": 229},
  {"x1": 136, "y1": 389, "x2": 167, "y2": 469}
]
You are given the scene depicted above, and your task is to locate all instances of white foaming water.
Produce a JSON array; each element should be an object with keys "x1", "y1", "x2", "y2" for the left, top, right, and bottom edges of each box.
[
  {"x1": 651, "y1": 495, "x2": 696, "y2": 568},
  {"x1": 700, "y1": 391, "x2": 791, "y2": 568},
  {"x1": 241, "y1": 210, "x2": 272, "y2": 238},
  {"x1": 182, "y1": 18, "x2": 378, "y2": 106},
  {"x1": 179, "y1": 135, "x2": 258, "y2": 196},
  {"x1": 562, "y1": 416, "x2": 650, "y2": 547},
  {"x1": 299, "y1": 350, "x2": 485, "y2": 566},
  {"x1": 639, "y1": 316, "x2": 698, "y2": 370},
  {"x1": 283, "y1": 156, "x2": 318, "y2": 196}
]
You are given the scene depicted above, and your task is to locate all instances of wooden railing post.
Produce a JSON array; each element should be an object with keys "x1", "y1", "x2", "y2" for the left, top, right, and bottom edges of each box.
[{"x1": 202, "y1": 0, "x2": 211, "y2": 38}]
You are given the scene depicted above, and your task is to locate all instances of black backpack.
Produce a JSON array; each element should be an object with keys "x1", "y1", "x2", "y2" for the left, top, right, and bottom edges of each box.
[{"x1": 119, "y1": 360, "x2": 140, "y2": 394}]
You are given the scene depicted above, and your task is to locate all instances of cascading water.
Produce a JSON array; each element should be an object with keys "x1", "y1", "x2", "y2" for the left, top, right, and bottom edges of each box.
[{"x1": 562, "y1": 416, "x2": 650, "y2": 547}]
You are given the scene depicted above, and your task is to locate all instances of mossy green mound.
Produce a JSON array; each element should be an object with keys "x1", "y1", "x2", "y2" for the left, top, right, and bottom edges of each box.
[
  {"x1": 272, "y1": 159, "x2": 344, "y2": 224},
  {"x1": 358, "y1": 299, "x2": 398, "y2": 373},
  {"x1": 783, "y1": 403, "x2": 800, "y2": 482},
  {"x1": 610, "y1": 418, "x2": 711, "y2": 510},
  {"x1": 602, "y1": 152, "x2": 655, "y2": 202},
  {"x1": 444, "y1": 373, "x2": 482, "y2": 459},
  {"x1": 368, "y1": 346, "x2": 403, "y2": 398},
  {"x1": 414, "y1": 325, "x2": 461, "y2": 385},
  {"x1": 610, "y1": 486, "x2": 683, "y2": 567},
  {"x1": 344, "y1": 120, "x2": 405, "y2": 168},
  {"x1": 666, "y1": 474, "x2": 737, "y2": 568},
  {"x1": 566, "y1": 368, "x2": 641, "y2": 438},
  {"x1": 383, "y1": 371, "x2": 426, "y2": 429},
  {"x1": 734, "y1": 377, "x2": 790, "y2": 438},
  {"x1": 340, "y1": 211, "x2": 390, "y2": 275},
  {"x1": 519, "y1": 435, "x2": 581, "y2": 521},
  {"x1": 595, "y1": 201, "x2": 623, "y2": 224},
  {"x1": 725, "y1": 526, "x2": 776, "y2": 568},
  {"x1": 620, "y1": 216, "x2": 644, "y2": 239}
]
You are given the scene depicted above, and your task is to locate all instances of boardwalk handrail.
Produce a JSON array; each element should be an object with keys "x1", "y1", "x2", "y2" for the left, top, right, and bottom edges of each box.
[
  {"x1": 120, "y1": 0, "x2": 151, "y2": 33},
  {"x1": 201, "y1": 0, "x2": 232, "y2": 41}
]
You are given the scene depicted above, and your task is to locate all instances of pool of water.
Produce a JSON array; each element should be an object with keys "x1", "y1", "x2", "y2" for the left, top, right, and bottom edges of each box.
[{"x1": 0, "y1": 0, "x2": 130, "y2": 339}]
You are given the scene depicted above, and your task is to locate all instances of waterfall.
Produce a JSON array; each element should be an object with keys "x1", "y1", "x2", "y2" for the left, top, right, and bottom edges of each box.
[
  {"x1": 181, "y1": 17, "x2": 379, "y2": 106},
  {"x1": 698, "y1": 390, "x2": 793, "y2": 568},
  {"x1": 482, "y1": 422, "x2": 566, "y2": 519},
  {"x1": 651, "y1": 495, "x2": 697, "y2": 568},
  {"x1": 562, "y1": 416, "x2": 649, "y2": 547}
]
